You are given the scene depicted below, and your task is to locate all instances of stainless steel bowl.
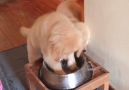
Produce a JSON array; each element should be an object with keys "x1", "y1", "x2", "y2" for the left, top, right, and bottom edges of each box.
[{"x1": 39, "y1": 54, "x2": 93, "y2": 90}]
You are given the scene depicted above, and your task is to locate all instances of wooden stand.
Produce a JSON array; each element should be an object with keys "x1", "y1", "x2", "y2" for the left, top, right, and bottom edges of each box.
[
  {"x1": 25, "y1": 1, "x2": 115, "y2": 90},
  {"x1": 25, "y1": 53, "x2": 112, "y2": 90}
]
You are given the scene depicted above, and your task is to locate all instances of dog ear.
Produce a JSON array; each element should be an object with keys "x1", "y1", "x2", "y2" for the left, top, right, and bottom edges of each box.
[
  {"x1": 48, "y1": 35, "x2": 64, "y2": 62},
  {"x1": 50, "y1": 42, "x2": 64, "y2": 62},
  {"x1": 75, "y1": 22, "x2": 90, "y2": 57}
]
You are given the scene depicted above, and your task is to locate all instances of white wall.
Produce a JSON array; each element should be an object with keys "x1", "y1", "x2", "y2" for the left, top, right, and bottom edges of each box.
[{"x1": 84, "y1": 0, "x2": 129, "y2": 90}]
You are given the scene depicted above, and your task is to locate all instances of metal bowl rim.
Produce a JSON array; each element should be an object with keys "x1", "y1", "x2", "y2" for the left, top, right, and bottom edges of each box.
[{"x1": 42, "y1": 58, "x2": 87, "y2": 77}]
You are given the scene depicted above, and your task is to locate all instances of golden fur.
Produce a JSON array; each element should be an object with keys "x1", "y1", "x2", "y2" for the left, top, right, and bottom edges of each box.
[
  {"x1": 56, "y1": 0, "x2": 90, "y2": 56},
  {"x1": 20, "y1": 0, "x2": 90, "y2": 74},
  {"x1": 56, "y1": 0, "x2": 81, "y2": 23},
  {"x1": 20, "y1": 12, "x2": 83, "y2": 74}
]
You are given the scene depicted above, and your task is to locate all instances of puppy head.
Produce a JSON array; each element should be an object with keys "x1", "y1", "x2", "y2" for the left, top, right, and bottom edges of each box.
[
  {"x1": 44, "y1": 27, "x2": 82, "y2": 72},
  {"x1": 49, "y1": 31, "x2": 82, "y2": 61}
]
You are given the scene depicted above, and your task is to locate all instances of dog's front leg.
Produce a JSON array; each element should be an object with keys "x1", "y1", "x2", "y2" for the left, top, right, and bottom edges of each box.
[{"x1": 27, "y1": 43, "x2": 42, "y2": 64}]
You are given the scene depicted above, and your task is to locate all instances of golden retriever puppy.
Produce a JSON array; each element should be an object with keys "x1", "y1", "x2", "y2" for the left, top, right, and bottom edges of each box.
[
  {"x1": 56, "y1": 0, "x2": 90, "y2": 56},
  {"x1": 20, "y1": 12, "x2": 83, "y2": 74}
]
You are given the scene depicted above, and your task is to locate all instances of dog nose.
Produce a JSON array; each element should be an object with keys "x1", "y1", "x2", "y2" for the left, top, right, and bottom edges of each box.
[
  {"x1": 83, "y1": 49, "x2": 86, "y2": 52},
  {"x1": 60, "y1": 59, "x2": 71, "y2": 74},
  {"x1": 61, "y1": 59, "x2": 68, "y2": 67}
]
